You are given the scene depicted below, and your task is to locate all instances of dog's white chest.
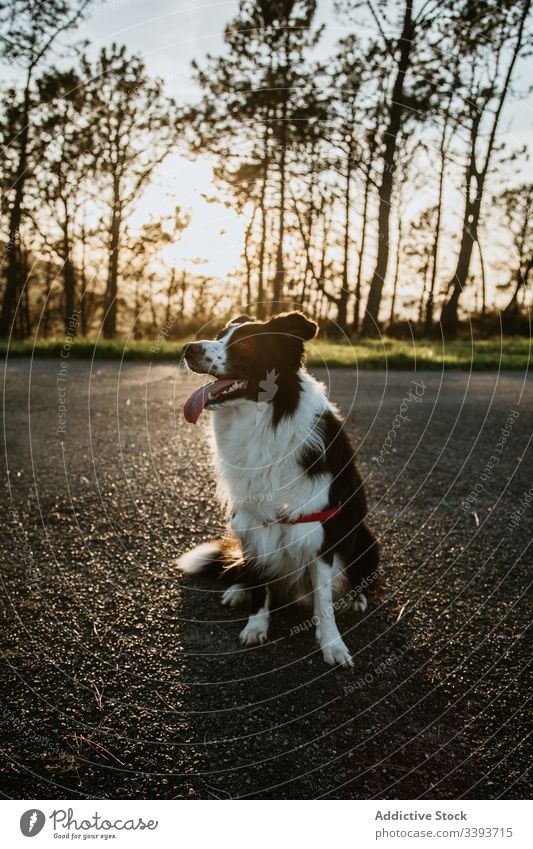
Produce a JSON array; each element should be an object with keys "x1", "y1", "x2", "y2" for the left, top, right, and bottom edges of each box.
[
  {"x1": 211, "y1": 376, "x2": 333, "y2": 578},
  {"x1": 212, "y1": 400, "x2": 329, "y2": 521}
]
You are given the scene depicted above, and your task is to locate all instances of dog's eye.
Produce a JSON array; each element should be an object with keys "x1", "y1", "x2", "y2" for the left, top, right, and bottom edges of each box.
[{"x1": 231, "y1": 337, "x2": 254, "y2": 355}]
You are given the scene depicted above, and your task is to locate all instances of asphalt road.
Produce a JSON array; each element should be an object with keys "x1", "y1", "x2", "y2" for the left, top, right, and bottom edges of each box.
[{"x1": 1, "y1": 358, "x2": 531, "y2": 800}]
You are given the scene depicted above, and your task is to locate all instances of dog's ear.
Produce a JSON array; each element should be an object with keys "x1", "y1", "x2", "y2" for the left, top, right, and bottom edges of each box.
[
  {"x1": 225, "y1": 314, "x2": 254, "y2": 328},
  {"x1": 268, "y1": 311, "x2": 318, "y2": 341}
]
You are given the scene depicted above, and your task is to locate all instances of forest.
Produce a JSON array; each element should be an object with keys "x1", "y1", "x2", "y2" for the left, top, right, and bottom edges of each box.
[{"x1": 0, "y1": 0, "x2": 531, "y2": 342}]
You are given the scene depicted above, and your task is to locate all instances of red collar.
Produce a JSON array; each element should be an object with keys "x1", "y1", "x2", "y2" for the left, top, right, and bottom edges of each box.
[{"x1": 276, "y1": 504, "x2": 341, "y2": 525}]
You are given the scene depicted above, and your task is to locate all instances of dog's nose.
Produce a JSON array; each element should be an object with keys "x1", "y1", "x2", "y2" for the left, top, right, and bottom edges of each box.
[{"x1": 183, "y1": 342, "x2": 202, "y2": 359}]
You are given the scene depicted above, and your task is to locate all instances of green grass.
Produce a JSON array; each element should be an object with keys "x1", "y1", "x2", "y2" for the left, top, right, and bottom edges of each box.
[
  {"x1": 306, "y1": 337, "x2": 531, "y2": 370},
  {"x1": 0, "y1": 335, "x2": 530, "y2": 370}
]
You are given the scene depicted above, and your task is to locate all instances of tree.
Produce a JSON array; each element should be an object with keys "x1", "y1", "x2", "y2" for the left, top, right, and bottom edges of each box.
[
  {"x1": 439, "y1": 0, "x2": 531, "y2": 338},
  {"x1": 359, "y1": 0, "x2": 413, "y2": 334},
  {"x1": 81, "y1": 44, "x2": 179, "y2": 337},
  {"x1": 387, "y1": 135, "x2": 424, "y2": 326},
  {"x1": 340, "y1": 0, "x2": 453, "y2": 335},
  {"x1": 0, "y1": 0, "x2": 92, "y2": 337},
  {"x1": 496, "y1": 182, "x2": 533, "y2": 312},
  {"x1": 187, "y1": 0, "x2": 323, "y2": 314},
  {"x1": 124, "y1": 209, "x2": 189, "y2": 336},
  {"x1": 291, "y1": 148, "x2": 335, "y2": 321},
  {"x1": 325, "y1": 33, "x2": 368, "y2": 332},
  {"x1": 424, "y1": 95, "x2": 456, "y2": 335},
  {"x1": 349, "y1": 98, "x2": 383, "y2": 333},
  {"x1": 266, "y1": 2, "x2": 323, "y2": 308},
  {"x1": 31, "y1": 68, "x2": 91, "y2": 332},
  {"x1": 0, "y1": 86, "x2": 28, "y2": 335},
  {"x1": 402, "y1": 206, "x2": 436, "y2": 325}
]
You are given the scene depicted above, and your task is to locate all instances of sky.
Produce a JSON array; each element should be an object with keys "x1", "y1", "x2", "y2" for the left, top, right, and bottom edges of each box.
[
  {"x1": 72, "y1": 0, "x2": 356, "y2": 278},
  {"x1": 71, "y1": 0, "x2": 533, "y2": 285},
  {"x1": 5, "y1": 0, "x2": 533, "y2": 288},
  {"x1": 80, "y1": 0, "x2": 249, "y2": 277}
]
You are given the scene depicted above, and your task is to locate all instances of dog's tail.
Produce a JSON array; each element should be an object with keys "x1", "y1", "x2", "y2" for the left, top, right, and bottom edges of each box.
[{"x1": 177, "y1": 538, "x2": 242, "y2": 578}]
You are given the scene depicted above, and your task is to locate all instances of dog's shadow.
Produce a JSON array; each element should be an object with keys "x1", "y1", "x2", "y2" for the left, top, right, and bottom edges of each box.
[{"x1": 167, "y1": 567, "x2": 471, "y2": 799}]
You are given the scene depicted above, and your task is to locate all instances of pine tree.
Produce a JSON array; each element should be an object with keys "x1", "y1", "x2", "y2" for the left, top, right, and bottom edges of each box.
[
  {"x1": 32, "y1": 68, "x2": 91, "y2": 333},
  {"x1": 81, "y1": 45, "x2": 179, "y2": 338},
  {"x1": 0, "y1": 0, "x2": 93, "y2": 337},
  {"x1": 187, "y1": 0, "x2": 323, "y2": 314},
  {"x1": 439, "y1": 0, "x2": 531, "y2": 338}
]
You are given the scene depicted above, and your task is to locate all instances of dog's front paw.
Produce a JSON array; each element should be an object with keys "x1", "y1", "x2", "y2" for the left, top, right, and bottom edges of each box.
[
  {"x1": 240, "y1": 621, "x2": 268, "y2": 646},
  {"x1": 222, "y1": 584, "x2": 249, "y2": 607},
  {"x1": 352, "y1": 593, "x2": 368, "y2": 613},
  {"x1": 321, "y1": 637, "x2": 353, "y2": 668}
]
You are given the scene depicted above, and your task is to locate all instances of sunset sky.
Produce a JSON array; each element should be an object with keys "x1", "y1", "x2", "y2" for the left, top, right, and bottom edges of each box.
[
  {"x1": 73, "y1": 0, "x2": 532, "y2": 284},
  {"x1": 74, "y1": 0, "x2": 344, "y2": 278},
  {"x1": 4, "y1": 0, "x2": 532, "y2": 288}
]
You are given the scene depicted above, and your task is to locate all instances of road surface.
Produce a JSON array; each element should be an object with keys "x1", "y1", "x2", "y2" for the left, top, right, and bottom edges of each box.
[{"x1": 1, "y1": 358, "x2": 531, "y2": 799}]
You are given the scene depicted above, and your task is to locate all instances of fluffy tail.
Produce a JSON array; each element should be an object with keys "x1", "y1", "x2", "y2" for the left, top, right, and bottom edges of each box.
[{"x1": 177, "y1": 538, "x2": 242, "y2": 579}]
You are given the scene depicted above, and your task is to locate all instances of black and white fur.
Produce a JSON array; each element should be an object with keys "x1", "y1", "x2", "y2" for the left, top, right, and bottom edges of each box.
[{"x1": 179, "y1": 312, "x2": 379, "y2": 667}]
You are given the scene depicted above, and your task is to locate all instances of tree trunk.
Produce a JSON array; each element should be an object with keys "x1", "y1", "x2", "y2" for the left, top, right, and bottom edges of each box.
[
  {"x1": 440, "y1": 179, "x2": 482, "y2": 338},
  {"x1": 440, "y1": 105, "x2": 482, "y2": 338},
  {"x1": 353, "y1": 163, "x2": 371, "y2": 334},
  {"x1": 298, "y1": 266, "x2": 309, "y2": 310},
  {"x1": 103, "y1": 195, "x2": 122, "y2": 339},
  {"x1": 148, "y1": 275, "x2": 157, "y2": 331},
  {"x1": 0, "y1": 73, "x2": 32, "y2": 337},
  {"x1": 478, "y1": 237, "x2": 487, "y2": 319},
  {"x1": 272, "y1": 100, "x2": 288, "y2": 311},
  {"x1": 418, "y1": 257, "x2": 431, "y2": 325},
  {"x1": 133, "y1": 277, "x2": 142, "y2": 339},
  {"x1": 178, "y1": 269, "x2": 187, "y2": 317},
  {"x1": 425, "y1": 119, "x2": 448, "y2": 336},
  {"x1": 504, "y1": 257, "x2": 532, "y2": 312},
  {"x1": 243, "y1": 210, "x2": 255, "y2": 310},
  {"x1": 439, "y1": 0, "x2": 530, "y2": 339},
  {"x1": 503, "y1": 189, "x2": 532, "y2": 312},
  {"x1": 63, "y1": 253, "x2": 76, "y2": 335},
  {"x1": 21, "y1": 245, "x2": 31, "y2": 336},
  {"x1": 337, "y1": 151, "x2": 353, "y2": 333},
  {"x1": 257, "y1": 195, "x2": 268, "y2": 319},
  {"x1": 42, "y1": 259, "x2": 53, "y2": 338},
  {"x1": 361, "y1": 0, "x2": 413, "y2": 336},
  {"x1": 15, "y1": 247, "x2": 26, "y2": 338},
  {"x1": 62, "y1": 211, "x2": 76, "y2": 335},
  {"x1": 79, "y1": 220, "x2": 89, "y2": 336},
  {"x1": 166, "y1": 268, "x2": 176, "y2": 325},
  {"x1": 256, "y1": 124, "x2": 270, "y2": 319},
  {"x1": 388, "y1": 217, "x2": 403, "y2": 327},
  {"x1": 320, "y1": 293, "x2": 329, "y2": 322},
  {"x1": 296, "y1": 157, "x2": 317, "y2": 313}
]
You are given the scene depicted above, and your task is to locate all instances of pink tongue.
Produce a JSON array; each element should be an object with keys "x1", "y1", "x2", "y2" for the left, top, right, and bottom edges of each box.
[{"x1": 183, "y1": 378, "x2": 238, "y2": 424}]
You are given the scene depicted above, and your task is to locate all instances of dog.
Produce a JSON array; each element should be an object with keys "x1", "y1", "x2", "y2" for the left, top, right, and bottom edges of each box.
[{"x1": 178, "y1": 311, "x2": 379, "y2": 667}]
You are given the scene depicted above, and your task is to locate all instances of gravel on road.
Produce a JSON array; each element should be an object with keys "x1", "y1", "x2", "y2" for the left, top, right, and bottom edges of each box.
[{"x1": 1, "y1": 359, "x2": 531, "y2": 799}]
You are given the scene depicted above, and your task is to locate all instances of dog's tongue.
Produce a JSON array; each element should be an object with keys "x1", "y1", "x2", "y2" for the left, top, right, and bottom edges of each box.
[{"x1": 183, "y1": 378, "x2": 237, "y2": 424}]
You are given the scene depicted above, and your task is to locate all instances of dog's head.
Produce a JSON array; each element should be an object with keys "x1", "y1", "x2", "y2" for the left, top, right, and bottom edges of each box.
[{"x1": 182, "y1": 311, "x2": 318, "y2": 423}]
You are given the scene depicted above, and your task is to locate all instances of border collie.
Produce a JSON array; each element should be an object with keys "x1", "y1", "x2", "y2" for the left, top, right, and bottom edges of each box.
[{"x1": 178, "y1": 311, "x2": 379, "y2": 667}]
